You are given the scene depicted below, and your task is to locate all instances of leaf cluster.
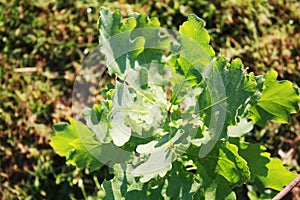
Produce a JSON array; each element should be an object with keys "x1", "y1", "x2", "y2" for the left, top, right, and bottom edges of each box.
[{"x1": 50, "y1": 9, "x2": 300, "y2": 199}]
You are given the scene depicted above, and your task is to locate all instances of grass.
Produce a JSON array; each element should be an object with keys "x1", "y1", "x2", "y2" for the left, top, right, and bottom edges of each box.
[{"x1": 0, "y1": 0, "x2": 299, "y2": 198}]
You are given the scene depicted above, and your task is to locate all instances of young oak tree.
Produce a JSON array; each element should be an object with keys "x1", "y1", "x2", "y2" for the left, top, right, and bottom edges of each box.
[{"x1": 50, "y1": 8, "x2": 300, "y2": 199}]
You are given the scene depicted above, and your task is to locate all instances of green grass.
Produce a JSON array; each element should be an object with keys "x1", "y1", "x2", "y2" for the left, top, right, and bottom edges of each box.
[{"x1": 0, "y1": 0, "x2": 299, "y2": 198}]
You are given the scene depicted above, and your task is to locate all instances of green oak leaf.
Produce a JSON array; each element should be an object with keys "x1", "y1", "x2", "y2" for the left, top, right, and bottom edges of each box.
[
  {"x1": 197, "y1": 57, "x2": 256, "y2": 157},
  {"x1": 50, "y1": 118, "x2": 131, "y2": 171},
  {"x1": 230, "y1": 138, "x2": 297, "y2": 191},
  {"x1": 168, "y1": 14, "x2": 216, "y2": 106},
  {"x1": 51, "y1": 120, "x2": 77, "y2": 158},
  {"x1": 98, "y1": 9, "x2": 144, "y2": 75},
  {"x1": 199, "y1": 57, "x2": 256, "y2": 130},
  {"x1": 82, "y1": 101, "x2": 112, "y2": 143},
  {"x1": 255, "y1": 157, "x2": 297, "y2": 192},
  {"x1": 166, "y1": 161, "x2": 200, "y2": 199},
  {"x1": 179, "y1": 14, "x2": 215, "y2": 68},
  {"x1": 174, "y1": 14, "x2": 215, "y2": 97},
  {"x1": 214, "y1": 57, "x2": 257, "y2": 125},
  {"x1": 98, "y1": 9, "x2": 136, "y2": 39},
  {"x1": 98, "y1": 9, "x2": 169, "y2": 76},
  {"x1": 229, "y1": 139, "x2": 270, "y2": 182},
  {"x1": 131, "y1": 128, "x2": 191, "y2": 182},
  {"x1": 172, "y1": 14, "x2": 215, "y2": 91},
  {"x1": 197, "y1": 141, "x2": 250, "y2": 186},
  {"x1": 101, "y1": 164, "x2": 167, "y2": 200},
  {"x1": 130, "y1": 139, "x2": 173, "y2": 182},
  {"x1": 196, "y1": 176, "x2": 236, "y2": 200},
  {"x1": 249, "y1": 70, "x2": 300, "y2": 126},
  {"x1": 50, "y1": 118, "x2": 102, "y2": 170},
  {"x1": 193, "y1": 162, "x2": 236, "y2": 199},
  {"x1": 101, "y1": 164, "x2": 145, "y2": 200},
  {"x1": 68, "y1": 137, "x2": 104, "y2": 171},
  {"x1": 129, "y1": 12, "x2": 169, "y2": 65}
]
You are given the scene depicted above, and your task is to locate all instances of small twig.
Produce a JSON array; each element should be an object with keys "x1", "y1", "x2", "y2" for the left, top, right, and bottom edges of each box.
[
  {"x1": 272, "y1": 174, "x2": 300, "y2": 200},
  {"x1": 14, "y1": 67, "x2": 37, "y2": 73}
]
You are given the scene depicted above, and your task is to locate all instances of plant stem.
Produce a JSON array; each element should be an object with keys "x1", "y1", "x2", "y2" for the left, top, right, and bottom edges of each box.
[{"x1": 272, "y1": 174, "x2": 300, "y2": 200}]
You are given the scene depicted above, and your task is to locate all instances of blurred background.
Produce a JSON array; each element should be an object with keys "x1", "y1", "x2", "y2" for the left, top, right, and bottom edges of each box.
[{"x1": 0, "y1": 0, "x2": 299, "y2": 199}]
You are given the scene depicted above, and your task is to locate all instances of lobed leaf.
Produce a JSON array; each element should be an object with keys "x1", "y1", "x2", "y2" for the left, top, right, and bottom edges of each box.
[
  {"x1": 196, "y1": 141, "x2": 250, "y2": 186},
  {"x1": 194, "y1": 164, "x2": 237, "y2": 200},
  {"x1": 50, "y1": 118, "x2": 131, "y2": 171},
  {"x1": 101, "y1": 164, "x2": 145, "y2": 200},
  {"x1": 50, "y1": 118, "x2": 103, "y2": 170},
  {"x1": 255, "y1": 157, "x2": 298, "y2": 192},
  {"x1": 249, "y1": 70, "x2": 300, "y2": 126},
  {"x1": 166, "y1": 161, "x2": 200, "y2": 199},
  {"x1": 82, "y1": 102, "x2": 112, "y2": 143}
]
